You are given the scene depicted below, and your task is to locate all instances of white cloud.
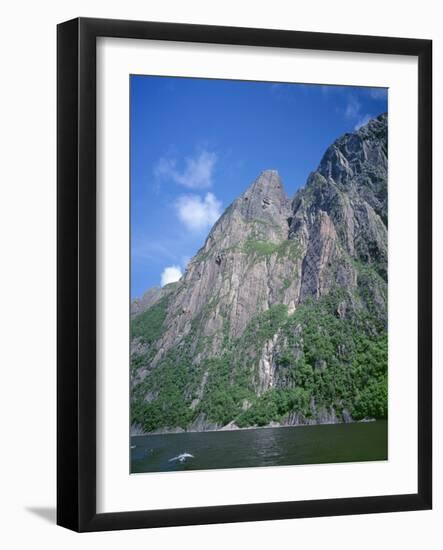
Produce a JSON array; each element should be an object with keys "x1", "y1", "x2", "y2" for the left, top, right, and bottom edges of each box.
[
  {"x1": 161, "y1": 265, "x2": 182, "y2": 287},
  {"x1": 155, "y1": 150, "x2": 217, "y2": 189},
  {"x1": 344, "y1": 95, "x2": 375, "y2": 131},
  {"x1": 354, "y1": 114, "x2": 372, "y2": 131},
  {"x1": 345, "y1": 96, "x2": 361, "y2": 119},
  {"x1": 175, "y1": 192, "x2": 222, "y2": 232}
]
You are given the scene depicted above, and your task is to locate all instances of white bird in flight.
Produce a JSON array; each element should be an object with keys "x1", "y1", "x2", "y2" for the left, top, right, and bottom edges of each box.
[{"x1": 169, "y1": 453, "x2": 194, "y2": 463}]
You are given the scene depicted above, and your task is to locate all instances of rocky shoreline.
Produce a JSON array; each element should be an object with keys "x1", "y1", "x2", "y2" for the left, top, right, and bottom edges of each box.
[{"x1": 131, "y1": 416, "x2": 376, "y2": 437}]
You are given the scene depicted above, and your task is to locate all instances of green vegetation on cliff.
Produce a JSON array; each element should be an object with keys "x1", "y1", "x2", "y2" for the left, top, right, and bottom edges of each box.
[
  {"x1": 131, "y1": 293, "x2": 387, "y2": 432},
  {"x1": 131, "y1": 294, "x2": 170, "y2": 344}
]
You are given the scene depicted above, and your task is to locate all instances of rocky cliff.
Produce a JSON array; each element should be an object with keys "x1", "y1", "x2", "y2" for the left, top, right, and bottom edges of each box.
[{"x1": 131, "y1": 113, "x2": 388, "y2": 434}]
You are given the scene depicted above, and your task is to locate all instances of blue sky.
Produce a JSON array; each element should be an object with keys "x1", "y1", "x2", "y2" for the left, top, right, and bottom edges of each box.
[{"x1": 131, "y1": 76, "x2": 387, "y2": 298}]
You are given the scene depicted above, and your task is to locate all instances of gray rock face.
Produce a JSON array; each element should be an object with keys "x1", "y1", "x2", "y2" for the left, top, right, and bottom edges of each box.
[
  {"x1": 144, "y1": 169, "x2": 297, "y2": 361},
  {"x1": 234, "y1": 169, "x2": 292, "y2": 232},
  {"x1": 286, "y1": 114, "x2": 387, "y2": 324},
  {"x1": 131, "y1": 287, "x2": 162, "y2": 318},
  {"x1": 131, "y1": 282, "x2": 178, "y2": 318},
  {"x1": 131, "y1": 113, "x2": 388, "y2": 433}
]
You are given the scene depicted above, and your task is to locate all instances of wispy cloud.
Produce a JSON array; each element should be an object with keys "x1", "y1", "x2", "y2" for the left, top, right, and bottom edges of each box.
[
  {"x1": 368, "y1": 88, "x2": 388, "y2": 100},
  {"x1": 344, "y1": 94, "x2": 374, "y2": 131},
  {"x1": 155, "y1": 150, "x2": 217, "y2": 189},
  {"x1": 161, "y1": 265, "x2": 182, "y2": 286},
  {"x1": 131, "y1": 240, "x2": 176, "y2": 263},
  {"x1": 175, "y1": 192, "x2": 222, "y2": 232},
  {"x1": 344, "y1": 96, "x2": 362, "y2": 120},
  {"x1": 181, "y1": 255, "x2": 191, "y2": 269},
  {"x1": 269, "y1": 82, "x2": 314, "y2": 103},
  {"x1": 354, "y1": 114, "x2": 372, "y2": 131}
]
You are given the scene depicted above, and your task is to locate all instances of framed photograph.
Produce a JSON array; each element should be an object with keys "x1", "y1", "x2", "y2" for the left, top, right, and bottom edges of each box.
[{"x1": 57, "y1": 17, "x2": 432, "y2": 532}]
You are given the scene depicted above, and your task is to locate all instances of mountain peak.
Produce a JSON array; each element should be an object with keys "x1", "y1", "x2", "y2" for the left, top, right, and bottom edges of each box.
[
  {"x1": 235, "y1": 169, "x2": 291, "y2": 226},
  {"x1": 316, "y1": 112, "x2": 388, "y2": 188},
  {"x1": 247, "y1": 169, "x2": 283, "y2": 194}
]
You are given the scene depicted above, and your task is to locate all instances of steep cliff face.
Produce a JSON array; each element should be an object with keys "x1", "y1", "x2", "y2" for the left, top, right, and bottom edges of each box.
[
  {"x1": 131, "y1": 113, "x2": 388, "y2": 434},
  {"x1": 290, "y1": 113, "x2": 388, "y2": 314}
]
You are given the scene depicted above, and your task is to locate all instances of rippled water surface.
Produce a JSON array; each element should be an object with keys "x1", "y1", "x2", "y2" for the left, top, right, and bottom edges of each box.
[{"x1": 131, "y1": 420, "x2": 387, "y2": 473}]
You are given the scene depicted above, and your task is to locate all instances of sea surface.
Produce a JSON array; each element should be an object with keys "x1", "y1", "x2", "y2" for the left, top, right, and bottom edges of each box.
[{"x1": 130, "y1": 420, "x2": 387, "y2": 473}]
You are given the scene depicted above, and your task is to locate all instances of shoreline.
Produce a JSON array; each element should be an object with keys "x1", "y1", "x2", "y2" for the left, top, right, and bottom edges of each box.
[{"x1": 131, "y1": 417, "x2": 379, "y2": 438}]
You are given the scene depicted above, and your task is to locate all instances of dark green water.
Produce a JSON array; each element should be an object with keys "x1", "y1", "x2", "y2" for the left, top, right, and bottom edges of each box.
[{"x1": 131, "y1": 420, "x2": 387, "y2": 473}]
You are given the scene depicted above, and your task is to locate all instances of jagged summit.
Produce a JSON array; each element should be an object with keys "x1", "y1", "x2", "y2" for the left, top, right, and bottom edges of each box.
[
  {"x1": 130, "y1": 114, "x2": 388, "y2": 434},
  {"x1": 246, "y1": 171, "x2": 282, "y2": 199},
  {"x1": 290, "y1": 113, "x2": 388, "y2": 267},
  {"x1": 245, "y1": 169, "x2": 284, "y2": 197},
  {"x1": 232, "y1": 169, "x2": 292, "y2": 234},
  {"x1": 317, "y1": 112, "x2": 387, "y2": 189}
]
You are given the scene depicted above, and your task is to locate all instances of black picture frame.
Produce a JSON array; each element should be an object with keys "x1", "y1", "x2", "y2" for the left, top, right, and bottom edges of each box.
[{"x1": 57, "y1": 17, "x2": 432, "y2": 532}]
